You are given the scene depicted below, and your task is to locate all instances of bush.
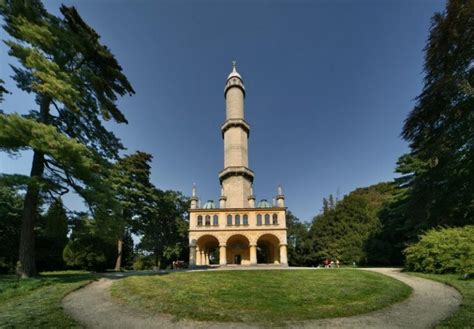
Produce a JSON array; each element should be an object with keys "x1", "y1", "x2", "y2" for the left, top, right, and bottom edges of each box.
[
  {"x1": 132, "y1": 255, "x2": 155, "y2": 271},
  {"x1": 63, "y1": 236, "x2": 115, "y2": 272},
  {"x1": 404, "y1": 225, "x2": 474, "y2": 275}
]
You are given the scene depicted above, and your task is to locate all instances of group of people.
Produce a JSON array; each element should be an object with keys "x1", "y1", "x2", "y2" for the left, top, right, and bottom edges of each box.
[{"x1": 321, "y1": 259, "x2": 340, "y2": 268}]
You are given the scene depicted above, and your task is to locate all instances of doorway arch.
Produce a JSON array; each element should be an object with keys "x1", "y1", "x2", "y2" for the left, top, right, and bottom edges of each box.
[
  {"x1": 226, "y1": 234, "x2": 250, "y2": 265},
  {"x1": 257, "y1": 234, "x2": 280, "y2": 264}
]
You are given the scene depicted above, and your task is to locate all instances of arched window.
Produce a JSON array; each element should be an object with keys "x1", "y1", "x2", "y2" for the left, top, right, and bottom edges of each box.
[
  {"x1": 227, "y1": 214, "x2": 233, "y2": 226},
  {"x1": 264, "y1": 214, "x2": 270, "y2": 225},
  {"x1": 272, "y1": 214, "x2": 278, "y2": 225},
  {"x1": 243, "y1": 214, "x2": 248, "y2": 225},
  {"x1": 257, "y1": 214, "x2": 262, "y2": 226},
  {"x1": 197, "y1": 215, "x2": 203, "y2": 226},
  {"x1": 205, "y1": 215, "x2": 211, "y2": 226},
  {"x1": 213, "y1": 215, "x2": 219, "y2": 226},
  {"x1": 235, "y1": 214, "x2": 241, "y2": 226}
]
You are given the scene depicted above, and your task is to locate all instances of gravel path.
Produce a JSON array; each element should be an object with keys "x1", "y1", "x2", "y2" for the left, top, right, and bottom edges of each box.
[{"x1": 62, "y1": 268, "x2": 461, "y2": 328}]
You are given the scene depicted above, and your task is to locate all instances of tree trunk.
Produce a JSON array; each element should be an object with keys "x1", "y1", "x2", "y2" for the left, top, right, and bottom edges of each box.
[
  {"x1": 154, "y1": 252, "x2": 161, "y2": 269},
  {"x1": 17, "y1": 96, "x2": 50, "y2": 278},
  {"x1": 114, "y1": 238, "x2": 123, "y2": 271},
  {"x1": 17, "y1": 150, "x2": 44, "y2": 278}
]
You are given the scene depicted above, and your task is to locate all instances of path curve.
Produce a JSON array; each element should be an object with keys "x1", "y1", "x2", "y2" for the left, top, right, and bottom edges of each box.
[{"x1": 62, "y1": 268, "x2": 461, "y2": 328}]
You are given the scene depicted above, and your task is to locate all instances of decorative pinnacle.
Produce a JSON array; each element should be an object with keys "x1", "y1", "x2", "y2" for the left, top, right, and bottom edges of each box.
[
  {"x1": 192, "y1": 183, "x2": 196, "y2": 197},
  {"x1": 232, "y1": 60, "x2": 237, "y2": 70}
]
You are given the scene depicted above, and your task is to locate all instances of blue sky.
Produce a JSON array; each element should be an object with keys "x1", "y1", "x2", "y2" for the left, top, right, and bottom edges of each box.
[{"x1": 0, "y1": 0, "x2": 444, "y2": 221}]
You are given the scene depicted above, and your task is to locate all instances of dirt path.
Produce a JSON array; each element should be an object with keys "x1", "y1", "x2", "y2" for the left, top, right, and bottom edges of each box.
[{"x1": 62, "y1": 268, "x2": 461, "y2": 328}]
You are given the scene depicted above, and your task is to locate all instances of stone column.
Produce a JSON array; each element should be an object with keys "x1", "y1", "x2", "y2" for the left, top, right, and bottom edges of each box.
[
  {"x1": 219, "y1": 245, "x2": 227, "y2": 265},
  {"x1": 249, "y1": 244, "x2": 257, "y2": 265},
  {"x1": 202, "y1": 251, "x2": 207, "y2": 265},
  {"x1": 280, "y1": 244, "x2": 288, "y2": 265},
  {"x1": 189, "y1": 246, "x2": 196, "y2": 267},
  {"x1": 196, "y1": 247, "x2": 201, "y2": 266}
]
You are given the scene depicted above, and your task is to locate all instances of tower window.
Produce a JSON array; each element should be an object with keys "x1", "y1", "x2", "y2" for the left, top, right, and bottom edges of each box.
[
  {"x1": 213, "y1": 215, "x2": 219, "y2": 226},
  {"x1": 257, "y1": 214, "x2": 262, "y2": 226},
  {"x1": 227, "y1": 214, "x2": 233, "y2": 226},
  {"x1": 243, "y1": 214, "x2": 248, "y2": 225},
  {"x1": 264, "y1": 214, "x2": 270, "y2": 225},
  {"x1": 197, "y1": 215, "x2": 203, "y2": 226},
  {"x1": 235, "y1": 214, "x2": 241, "y2": 226},
  {"x1": 272, "y1": 214, "x2": 278, "y2": 225},
  {"x1": 205, "y1": 215, "x2": 211, "y2": 226}
]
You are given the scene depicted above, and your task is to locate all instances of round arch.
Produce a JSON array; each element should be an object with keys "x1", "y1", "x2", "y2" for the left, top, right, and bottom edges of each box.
[
  {"x1": 257, "y1": 234, "x2": 280, "y2": 264},
  {"x1": 226, "y1": 234, "x2": 250, "y2": 265},
  {"x1": 196, "y1": 235, "x2": 220, "y2": 265}
]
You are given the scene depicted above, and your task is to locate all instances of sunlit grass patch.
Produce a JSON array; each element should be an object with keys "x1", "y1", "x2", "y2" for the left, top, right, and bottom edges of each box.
[
  {"x1": 0, "y1": 271, "x2": 95, "y2": 328},
  {"x1": 110, "y1": 269, "x2": 411, "y2": 323}
]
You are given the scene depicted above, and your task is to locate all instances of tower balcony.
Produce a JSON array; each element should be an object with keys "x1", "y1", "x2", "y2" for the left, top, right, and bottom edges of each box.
[
  {"x1": 218, "y1": 166, "x2": 254, "y2": 184},
  {"x1": 221, "y1": 118, "x2": 250, "y2": 138}
]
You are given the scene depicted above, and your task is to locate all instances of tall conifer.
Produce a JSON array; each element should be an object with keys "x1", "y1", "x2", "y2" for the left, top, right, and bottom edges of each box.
[{"x1": 0, "y1": 0, "x2": 134, "y2": 277}]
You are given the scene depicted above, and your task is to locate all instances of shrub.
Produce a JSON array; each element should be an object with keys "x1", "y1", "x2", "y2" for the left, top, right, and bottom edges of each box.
[
  {"x1": 132, "y1": 255, "x2": 155, "y2": 271},
  {"x1": 63, "y1": 236, "x2": 115, "y2": 271},
  {"x1": 404, "y1": 225, "x2": 474, "y2": 275}
]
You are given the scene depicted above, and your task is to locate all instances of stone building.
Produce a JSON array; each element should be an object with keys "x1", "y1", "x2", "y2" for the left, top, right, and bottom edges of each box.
[{"x1": 188, "y1": 62, "x2": 288, "y2": 267}]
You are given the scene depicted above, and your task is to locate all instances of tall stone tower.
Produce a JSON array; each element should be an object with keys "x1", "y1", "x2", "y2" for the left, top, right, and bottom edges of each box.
[
  {"x1": 219, "y1": 61, "x2": 254, "y2": 208},
  {"x1": 188, "y1": 62, "x2": 288, "y2": 268}
]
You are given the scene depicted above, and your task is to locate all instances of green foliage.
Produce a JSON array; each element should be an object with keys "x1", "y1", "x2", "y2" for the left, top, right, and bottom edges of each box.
[
  {"x1": 404, "y1": 226, "x2": 474, "y2": 275},
  {"x1": 0, "y1": 78, "x2": 8, "y2": 102},
  {"x1": 63, "y1": 215, "x2": 115, "y2": 271},
  {"x1": 399, "y1": 0, "x2": 474, "y2": 229},
  {"x1": 0, "y1": 0, "x2": 134, "y2": 277},
  {"x1": 36, "y1": 199, "x2": 69, "y2": 271},
  {"x1": 310, "y1": 183, "x2": 396, "y2": 265},
  {"x1": 132, "y1": 254, "x2": 155, "y2": 271},
  {"x1": 286, "y1": 211, "x2": 312, "y2": 266},
  {"x1": 0, "y1": 112, "x2": 109, "y2": 206},
  {"x1": 0, "y1": 184, "x2": 22, "y2": 273},
  {"x1": 137, "y1": 190, "x2": 189, "y2": 268}
]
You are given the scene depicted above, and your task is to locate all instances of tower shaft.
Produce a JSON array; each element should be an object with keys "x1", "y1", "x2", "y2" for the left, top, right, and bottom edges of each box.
[{"x1": 219, "y1": 64, "x2": 254, "y2": 208}]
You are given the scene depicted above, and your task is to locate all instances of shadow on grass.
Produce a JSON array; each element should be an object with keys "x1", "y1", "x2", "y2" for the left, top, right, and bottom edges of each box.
[{"x1": 100, "y1": 270, "x2": 174, "y2": 280}]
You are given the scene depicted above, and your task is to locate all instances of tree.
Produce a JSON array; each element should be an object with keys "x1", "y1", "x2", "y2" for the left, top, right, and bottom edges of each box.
[
  {"x1": 310, "y1": 183, "x2": 396, "y2": 265},
  {"x1": 63, "y1": 213, "x2": 115, "y2": 271},
  {"x1": 36, "y1": 198, "x2": 69, "y2": 271},
  {"x1": 286, "y1": 211, "x2": 312, "y2": 266},
  {"x1": 137, "y1": 190, "x2": 188, "y2": 269},
  {"x1": 0, "y1": 79, "x2": 8, "y2": 103},
  {"x1": 0, "y1": 184, "x2": 22, "y2": 273},
  {"x1": 0, "y1": 0, "x2": 134, "y2": 277},
  {"x1": 401, "y1": 0, "x2": 474, "y2": 228},
  {"x1": 107, "y1": 152, "x2": 156, "y2": 271}
]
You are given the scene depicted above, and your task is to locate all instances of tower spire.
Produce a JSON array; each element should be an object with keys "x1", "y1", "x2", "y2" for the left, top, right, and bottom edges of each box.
[
  {"x1": 190, "y1": 183, "x2": 198, "y2": 209},
  {"x1": 276, "y1": 184, "x2": 285, "y2": 207}
]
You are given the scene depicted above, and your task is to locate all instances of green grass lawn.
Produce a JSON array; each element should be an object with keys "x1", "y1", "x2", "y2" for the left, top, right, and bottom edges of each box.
[
  {"x1": 110, "y1": 269, "x2": 412, "y2": 323},
  {"x1": 0, "y1": 271, "x2": 95, "y2": 328},
  {"x1": 408, "y1": 272, "x2": 473, "y2": 328}
]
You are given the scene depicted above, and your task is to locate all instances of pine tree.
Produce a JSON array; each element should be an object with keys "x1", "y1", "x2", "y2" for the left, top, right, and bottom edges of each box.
[
  {"x1": 36, "y1": 198, "x2": 69, "y2": 271},
  {"x1": 107, "y1": 152, "x2": 156, "y2": 271},
  {"x1": 0, "y1": 0, "x2": 134, "y2": 277},
  {"x1": 138, "y1": 190, "x2": 188, "y2": 268},
  {"x1": 401, "y1": 0, "x2": 474, "y2": 227}
]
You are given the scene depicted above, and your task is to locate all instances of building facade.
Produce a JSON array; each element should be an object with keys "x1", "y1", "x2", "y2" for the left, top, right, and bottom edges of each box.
[{"x1": 188, "y1": 63, "x2": 288, "y2": 267}]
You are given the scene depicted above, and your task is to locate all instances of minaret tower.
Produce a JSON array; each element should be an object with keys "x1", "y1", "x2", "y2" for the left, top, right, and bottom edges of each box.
[{"x1": 219, "y1": 61, "x2": 254, "y2": 208}]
